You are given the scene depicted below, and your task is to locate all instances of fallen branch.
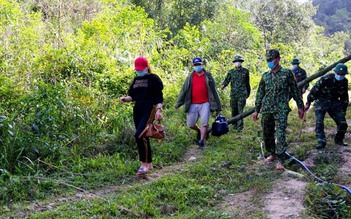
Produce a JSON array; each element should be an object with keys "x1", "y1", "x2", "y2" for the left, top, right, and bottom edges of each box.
[
  {"x1": 226, "y1": 54, "x2": 351, "y2": 124},
  {"x1": 118, "y1": 205, "x2": 141, "y2": 217}
]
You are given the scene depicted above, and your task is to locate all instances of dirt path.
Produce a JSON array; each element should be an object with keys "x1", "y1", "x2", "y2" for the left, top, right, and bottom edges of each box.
[
  {"x1": 263, "y1": 176, "x2": 308, "y2": 219},
  {"x1": 5, "y1": 127, "x2": 351, "y2": 218},
  {"x1": 7, "y1": 145, "x2": 202, "y2": 218},
  {"x1": 262, "y1": 122, "x2": 351, "y2": 219}
]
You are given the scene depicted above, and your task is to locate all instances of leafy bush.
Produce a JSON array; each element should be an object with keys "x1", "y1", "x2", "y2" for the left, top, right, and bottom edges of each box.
[{"x1": 305, "y1": 183, "x2": 351, "y2": 218}]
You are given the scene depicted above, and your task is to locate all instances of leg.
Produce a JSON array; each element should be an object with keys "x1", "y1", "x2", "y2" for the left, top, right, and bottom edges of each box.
[
  {"x1": 328, "y1": 109, "x2": 348, "y2": 146},
  {"x1": 198, "y1": 102, "x2": 210, "y2": 149},
  {"x1": 315, "y1": 108, "x2": 327, "y2": 149},
  {"x1": 261, "y1": 113, "x2": 276, "y2": 159},
  {"x1": 134, "y1": 105, "x2": 153, "y2": 174},
  {"x1": 230, "y1": 98, "x2": 238, "y2": 130},
  {"x1": 274, "y1": 111, "x2": 288, "y2": 169},
  {"x1": 236, "y1": 98, "x2": 246, "y2": 131},
  {"x1": 187, "y1": 104, "x2": 201, "y2": 141}
]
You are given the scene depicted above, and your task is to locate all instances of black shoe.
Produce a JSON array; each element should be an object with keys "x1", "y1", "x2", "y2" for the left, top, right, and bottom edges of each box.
[
  {"x1": 316, "y1": 142, "x2": 326, "y2": 150},
  {"x1": 335, "y1": 140, "x2": 348, "y2": 146}
]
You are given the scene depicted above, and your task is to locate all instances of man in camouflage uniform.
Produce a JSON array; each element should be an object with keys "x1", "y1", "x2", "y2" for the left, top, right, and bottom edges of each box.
[
  {"x1": 221, "y1": 55, "x2": 250, "y2": 132},
  {"x1": 253, "y1": 49, "x2": 305, "y2": 170},
  {"x1": 304, "y1": 63, "x2": 349, "y2": 149},
  {"x1": 291, "y1": 58, "x2": 309, "y2": 95}
]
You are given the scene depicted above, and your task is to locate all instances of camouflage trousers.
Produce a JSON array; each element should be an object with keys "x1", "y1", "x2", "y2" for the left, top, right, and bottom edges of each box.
[
  {"x1": 230, "y1": 98, "x2": 246, "y2": 131},
  {"x1": 261, "y1": 111, "x2": 288, "y2": 163},
  {"x1": 314, "y1": 105, "x2": 348, "y2": 144}
]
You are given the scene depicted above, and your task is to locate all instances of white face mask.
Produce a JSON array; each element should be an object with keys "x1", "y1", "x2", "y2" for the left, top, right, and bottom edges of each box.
[
  {"x1": 235, "y1": 62, "x2": 241, "y2": 67},
  {"x1": 292, "y1": 64, "x2": 298, "y2": 70}
]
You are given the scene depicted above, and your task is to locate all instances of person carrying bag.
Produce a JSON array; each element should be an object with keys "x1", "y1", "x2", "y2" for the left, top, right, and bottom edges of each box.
[
  {"x1": 119, "y1": 56, "x2": 164, "y2": 175},
  {"x1": 139, "y1": 106, "x2": 165, "y2": 140}
]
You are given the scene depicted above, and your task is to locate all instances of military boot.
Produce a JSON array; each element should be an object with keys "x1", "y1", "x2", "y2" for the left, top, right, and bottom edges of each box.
[
  {"x1": 316, "y1": 140, "x2": 326, "y2": 150},
  {"x1": 334, "y1": 139, "x2": 348, "y2": 146}
]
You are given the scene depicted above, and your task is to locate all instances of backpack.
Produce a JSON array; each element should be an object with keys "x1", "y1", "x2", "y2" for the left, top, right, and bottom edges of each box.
[{"x1": 211, "y1": 115, "x2": 229, "y2": 136}]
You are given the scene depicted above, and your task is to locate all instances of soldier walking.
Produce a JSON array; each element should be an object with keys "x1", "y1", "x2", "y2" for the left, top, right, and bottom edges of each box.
[
  {"x1": 253, "y1": 49, "x2": 305, "y2": 170},
  {"x1": 291, "y1": 58, "x2": 309, "y2": 96},
  {"x1": 221, "y1": 55, "x2": 250, "y2": 132},
  {"x1": 304, "y1": 63, "x2": 349, "y2": 149}
]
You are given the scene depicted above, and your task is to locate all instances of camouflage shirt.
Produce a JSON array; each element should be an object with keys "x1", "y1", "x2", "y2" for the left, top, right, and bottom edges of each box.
[
  {"x1": 255, "y1": 66, "x2": 304, "y2": 114},
  {"x1": 221, "y1": 67, "x2": 250, "y2": 99},
  {"x1": 292, "y1": 67, "x2": 309, "y2": 90},
  {"x1": 306, "y1": 73, "x2": 349, "y2": 111}
]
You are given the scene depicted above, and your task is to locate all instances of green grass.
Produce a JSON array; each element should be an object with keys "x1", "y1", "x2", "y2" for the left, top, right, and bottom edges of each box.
[{"x1": 1, "y1": 105, "x2": 350, "y2": 218}]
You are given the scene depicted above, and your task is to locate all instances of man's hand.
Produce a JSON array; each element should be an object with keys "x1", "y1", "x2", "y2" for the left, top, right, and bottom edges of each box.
[
  {"x1": 302, "y1": 88, "x2": 306, "y2": 94},
  {"x1": 220, "y1": 85, "x2": 225, "y2": 90},
  {"x1": 304, "y1": 103, "x2": 310, "y2": 111},
  {"x1": 252, "y1": 111, "x2": 259, "y2": 122},
  {"x1": 298, "y1": 108, "x2": 305, "y2": 119}
]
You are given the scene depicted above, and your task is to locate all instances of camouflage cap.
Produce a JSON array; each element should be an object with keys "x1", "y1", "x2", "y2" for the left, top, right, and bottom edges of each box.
[
  {"x1": 333, "y1": 63, "x2": 349, "y2": 75},
  {"x1": 291, "y1": 58, "x2": 300, "y2": 64},
  {"x1": 233, "y1": 55, "x2": 244, "y2": 62},
  {"x1": 266, "y1": 49, "x2": 280, "y2": 60}
]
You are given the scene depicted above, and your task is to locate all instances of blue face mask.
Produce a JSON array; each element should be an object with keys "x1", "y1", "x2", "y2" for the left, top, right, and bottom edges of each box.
[
  {"x1": 136, "y1": 69, "x2": 148, "y2": 77},
  {"x1": 194, "y1": 66, "x2": 203, "y2": 73},
  {"x1": 267, "y1": 60, "x2": 276, "y2": 69},
  {"x1": 335, "y1": 74, "x2": 345, "y2": 81}
]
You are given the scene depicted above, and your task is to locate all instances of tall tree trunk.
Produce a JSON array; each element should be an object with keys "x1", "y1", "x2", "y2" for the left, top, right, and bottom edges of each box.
[{"x1": 227, "y1": 54, "x2": 351, "y2": 124}]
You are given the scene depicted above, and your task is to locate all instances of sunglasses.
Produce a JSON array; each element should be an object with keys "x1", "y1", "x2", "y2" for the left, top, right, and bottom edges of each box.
[{"x1": 193, "y1": 63, "x2": 202, "y2": 66}]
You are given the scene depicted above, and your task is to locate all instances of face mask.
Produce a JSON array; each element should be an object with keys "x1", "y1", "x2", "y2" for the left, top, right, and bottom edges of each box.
[
  {"x1": 335, "y1": 74, "x2": 345, "y2": 81},
  {"x1": 194, "y1": 66, "x2": 203, "y2": 73},
  {"x1": 267, "y1": 60, "x2": 276, "y2": 69},
  {"x1": 235, "y1": 62, "x2": 242, "y2": 67},
  {"x1": 136, "y1": 69, "x2": 148, "y2": 77},
  {"x1": 292, "y1": 64, "x2": 298, "y2": 70}
]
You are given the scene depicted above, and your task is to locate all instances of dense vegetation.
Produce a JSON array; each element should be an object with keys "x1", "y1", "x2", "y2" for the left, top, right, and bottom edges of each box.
[
  {"x1": 0, "y1": 0, "x2": 350, "y2": 217},
  {"x1": 313, "y1": 0, "x2": 351, "y2": 35}
]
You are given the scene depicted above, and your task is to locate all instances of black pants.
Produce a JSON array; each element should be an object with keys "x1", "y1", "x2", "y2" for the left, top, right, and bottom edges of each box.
[
  {"x1": 315, "y1": 104, "x2": 348, "y2": 144},
  {"x1": 133, "y1": 103, "x2": 153, "y2": 163}
]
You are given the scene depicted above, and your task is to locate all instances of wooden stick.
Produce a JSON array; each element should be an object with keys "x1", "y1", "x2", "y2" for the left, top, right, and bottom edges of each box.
[{"x1": 298, "y1": 111, "x2": 307, "y2": 138}]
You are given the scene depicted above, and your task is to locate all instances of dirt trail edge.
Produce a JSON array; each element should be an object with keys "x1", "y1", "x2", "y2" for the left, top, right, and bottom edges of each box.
[{"x1": 6, "y1": 145, "x2": 202, "y2": 218}]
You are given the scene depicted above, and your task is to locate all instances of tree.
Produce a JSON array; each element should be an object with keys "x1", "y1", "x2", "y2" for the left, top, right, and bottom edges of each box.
[
  {"x1": 131, "y1": 0, "x2": 218, "y2": 37},
  {"x1": 238, "y1": 0, "x2": 316, "y2": 49}
]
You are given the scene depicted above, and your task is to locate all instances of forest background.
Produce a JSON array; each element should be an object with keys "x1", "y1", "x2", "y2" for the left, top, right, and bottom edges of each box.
[{"x1": 0, "y1": 0, "x2": 351, "y2": 218}]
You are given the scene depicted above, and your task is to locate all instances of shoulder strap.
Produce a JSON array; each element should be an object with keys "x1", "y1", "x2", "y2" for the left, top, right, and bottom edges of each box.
[{"x1": 146, "y1": 106, "x2": 157, "y2": 124}]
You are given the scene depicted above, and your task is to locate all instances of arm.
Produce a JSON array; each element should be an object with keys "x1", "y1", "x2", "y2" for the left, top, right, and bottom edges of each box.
[
  {"x1": 254, "y1": 76, "x2": 265, "y2": 114},
  {"x1": 221, "y1": 70, "x2": 232, "y2": 90},
  {"x1": 120, "y1": 79, "x2": 136, "y2": 104},
  {"x1": 246, "y1": 70, "x2": 251, "y2": 98},
  {"x1": 306, "y1": 77, "x2": 323, "y2": 107},
  {"x1": 153, "y1": 75, "x2": 164, "y2": 120},
  {"x1": 153, "y1": 74, "x2": 164, "y2": 106},
  {"x1": 119, "y1": 95, "x2": 132, "y2": 104},
  {"x1": 175, "y1": 75, "x2": 190, "y2": 109},
  {"x1": 340, "y1": 81, "x2": 349, "y2": 112},
  {"x1": 301, "y1": 69, "x2": 309, "y2": 91},
  {"x1": 288, "y1": 71, "x2": 304, "y2": 109}
]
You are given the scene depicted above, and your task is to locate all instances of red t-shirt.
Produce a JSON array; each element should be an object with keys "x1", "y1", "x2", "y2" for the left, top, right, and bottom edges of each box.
[{"x1": 191, "y1": 72, "x2": 209, "y2": 104}]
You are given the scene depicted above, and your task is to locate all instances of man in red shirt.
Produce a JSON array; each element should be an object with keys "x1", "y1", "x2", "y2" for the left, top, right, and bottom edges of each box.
[{"x1": 175, "y1": 57, "x2": 222, "y2": 149}]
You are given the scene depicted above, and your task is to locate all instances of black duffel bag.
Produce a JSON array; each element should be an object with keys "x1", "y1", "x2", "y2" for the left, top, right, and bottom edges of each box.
[{"x1": 211, "y1": 115, "x2": 229, "y2": 136}]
